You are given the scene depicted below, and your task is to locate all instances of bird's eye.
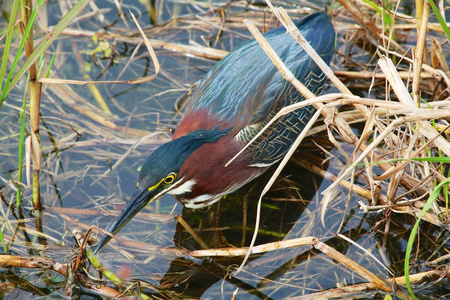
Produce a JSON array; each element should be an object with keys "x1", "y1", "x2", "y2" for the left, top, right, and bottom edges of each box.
[{"x1": 163, "y1": 173, "x2": 176, "y2": 184}]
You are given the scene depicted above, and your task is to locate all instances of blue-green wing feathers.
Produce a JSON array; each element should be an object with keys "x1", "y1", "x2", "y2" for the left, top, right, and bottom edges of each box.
[{"x1": 183, "y1": 12, "x2": 335, "y2": 165}]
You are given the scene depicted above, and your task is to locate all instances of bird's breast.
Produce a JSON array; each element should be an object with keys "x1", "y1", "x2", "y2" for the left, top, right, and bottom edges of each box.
[{"x1": 172, "y1": 132, "x2": 267, "y2": 208}]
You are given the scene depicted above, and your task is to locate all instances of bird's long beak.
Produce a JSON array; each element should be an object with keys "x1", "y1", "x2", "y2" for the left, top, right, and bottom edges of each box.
[{"x1": 93, "y1": 187, "x2": 158, "y2": 254}]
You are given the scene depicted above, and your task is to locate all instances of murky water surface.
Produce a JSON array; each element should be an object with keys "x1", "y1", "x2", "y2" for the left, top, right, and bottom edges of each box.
[{"x1": 0, "y1": 0, "x2": 449, "y2": 298}]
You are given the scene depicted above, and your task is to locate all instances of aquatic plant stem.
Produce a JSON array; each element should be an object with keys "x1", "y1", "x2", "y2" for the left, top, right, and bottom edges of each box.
[
  {"x1": 22, "y1": 0, "x2": 42, "y2": 215},
  {"x1": 20, "y1": 0, "x2": 46, "y2": 244},
  {"x1": 412, "y1": 0, "x2": 430, "y2": 107}
]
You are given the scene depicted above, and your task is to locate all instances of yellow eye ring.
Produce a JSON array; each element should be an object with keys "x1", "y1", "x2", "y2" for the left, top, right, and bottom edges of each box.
[{"x1": 163, "y1": 173, "x2": 176, "y2": 184}]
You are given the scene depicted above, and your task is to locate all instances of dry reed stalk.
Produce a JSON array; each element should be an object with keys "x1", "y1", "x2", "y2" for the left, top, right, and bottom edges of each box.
[
  {"x1": 378, "y1": 57, "x2": 450, "y2": 157},
  {"x1": 334, "y1": 69, "x2": 436, "y2": 80},
  {"x1": 46, "y1": 206, "x2": 174, "y2": 222},
  {"x1": 193, "y1": 237, "x2": 392, "y2": 292},
  {"x1": 21, "y1": 0, "x2": 43, "y2": 219},
  {"x1": 266, "y1": 6, "x2": 435, "y2": 216},
  {"x1": 72, "y1": 42, "x2": 112, "y2": 114},
  {"x1": 336, "y1": 0, "x2": 407, "y2": 55},
  {"x1": 51, "y1": 28, "x2": 229, "y2": 60},
  {"x1": 0, "y1": 254, "x2": 124, "y2": 297},
  {"x1": 412, "y1": 1, "x2": 430, "y2": 106},
  {"x1": 0, "y1": 255, "x2": 67, "y2": 275},
  {"x1": 175, "y1": 215, "x2": 209, "y2": 249},
  {"x1": 45, "y1": 83, "x2": 154, "y2": 137},
  {"x1": 377, "y1": 44, "x2": 450, "y2": 86},
  {"x1": 430, "y1": 37, "x2": 450, "y2": 76},
  {"x1": 41, "y1": 12, "x2": 161, "y2": 90},
  {"x1": 287, "y1": 265, "x2": 449, "y2": 299},
  {"x1": 292, "y1": 155, "x2": 387, "y2": 203}
]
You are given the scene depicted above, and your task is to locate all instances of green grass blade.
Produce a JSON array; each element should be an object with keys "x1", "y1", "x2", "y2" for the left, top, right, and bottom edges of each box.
[
  {"x1": 0, "y1": 0, "x2": 20, "y2": 95},
  {"x1": 0, "y1": 0, "x2": 42, "y2": 108},
  {"x1": 404, "y1": 179, "x2": 450, "y2": 298},
  {"x1": 410, "y1": 157, "x2": 450, "y2": 163},
  {"x1": 0, "y1": 227, "x2": 6, "y2": 254},
  {"x1": 352, "y1": 156, "x2": 450, "y2": 167},
  {"x1": 0, "y1": 0, "x2": 92, "y2": 105},
  {"x1": 428, "y1": 0, "x2": 450, "y2": 42},
  {"x1": 361, "y1": 0, "x2": 392, "y2": 28},
  {"x1": 45, "y1": 54, "x2": 56, "y2": 78}
]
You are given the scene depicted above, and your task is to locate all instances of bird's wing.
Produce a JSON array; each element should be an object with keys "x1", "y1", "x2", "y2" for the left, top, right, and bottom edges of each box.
[{"x1": 182, "y1": 12, "x2": 335, "y2": 164}]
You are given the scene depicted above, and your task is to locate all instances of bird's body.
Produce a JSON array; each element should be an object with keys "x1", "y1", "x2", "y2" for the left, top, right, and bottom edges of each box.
[
  {"x1": 94, "y1": 12, "x2": 335, "y2": 254},
  {"x1": 171, "y1": 12, "x2": 334, "y2": 208}
]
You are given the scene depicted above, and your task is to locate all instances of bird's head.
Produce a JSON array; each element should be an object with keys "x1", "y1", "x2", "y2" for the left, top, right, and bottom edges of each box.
[{"x1": 94, "y1": 127, "x2": 230, "y2": 254}]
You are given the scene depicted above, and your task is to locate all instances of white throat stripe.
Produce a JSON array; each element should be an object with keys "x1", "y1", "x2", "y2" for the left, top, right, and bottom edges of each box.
[{"x1": 167, "y1": 179, "x2": 196, "y2": 195}]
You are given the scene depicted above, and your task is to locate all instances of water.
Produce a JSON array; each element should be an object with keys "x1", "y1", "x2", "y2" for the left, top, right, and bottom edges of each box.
[{"x1": 0, "y1": 0, "x2": 449, "y2": 299}]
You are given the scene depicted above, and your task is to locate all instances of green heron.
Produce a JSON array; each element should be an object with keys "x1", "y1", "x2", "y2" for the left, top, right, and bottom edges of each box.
[{"x1": 94, "y1": 12, "x2": 335, "y2": 254}]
